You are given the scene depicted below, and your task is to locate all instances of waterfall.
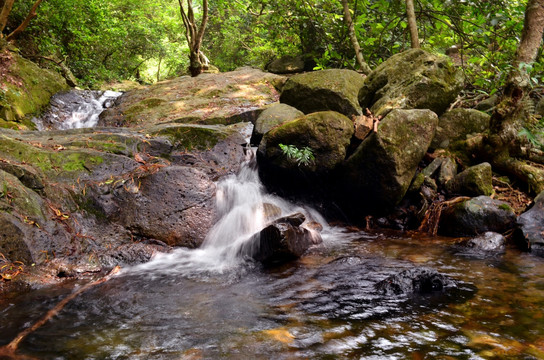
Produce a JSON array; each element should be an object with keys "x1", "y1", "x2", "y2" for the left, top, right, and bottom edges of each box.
[
  {"x1": 33, "y1": 90, "x2": 122, "y2": 130},
  {"x1": 128, "y1": 149, "x2": 328, "y2": 278}
]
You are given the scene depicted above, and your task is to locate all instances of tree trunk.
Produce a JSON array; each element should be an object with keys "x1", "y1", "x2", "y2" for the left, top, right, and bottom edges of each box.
[
  {"x1": 405, "y1": 0, "x2": 420, "y2": 48},
  {"x1": 0, "y1": 0, "x2": 15, "y2": 35},
  {"x1": 484, "y1": 0, "x2": 544, "y2": 194},
  {"x1": 5, "y1": 0, "x2": 43, "y2": 41},
  {"x1": 340, "y1": 0, "x2": 371, "y2": 74},
  {"x1": 178, "y1": 0, "x2": 209, "y2": 77}
]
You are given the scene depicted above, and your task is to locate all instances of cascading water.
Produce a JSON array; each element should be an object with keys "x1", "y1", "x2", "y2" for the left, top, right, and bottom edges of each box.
[
  {"x1": 33, "y1": 89, "x2": 122, "y2": 130},
  {"x1": 128, "y1": 148, "x2": 328, "y2": 278}
]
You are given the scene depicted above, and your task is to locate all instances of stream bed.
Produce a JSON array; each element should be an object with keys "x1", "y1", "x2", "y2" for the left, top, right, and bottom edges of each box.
[{"x1": 1, "y1": 231, "x2": 544, "y2": 359}]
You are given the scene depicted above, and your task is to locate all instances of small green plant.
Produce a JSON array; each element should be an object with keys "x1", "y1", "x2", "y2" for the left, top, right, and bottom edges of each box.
[{"x1": 279, "y1": 144, "x2": 315, "y2": 166}]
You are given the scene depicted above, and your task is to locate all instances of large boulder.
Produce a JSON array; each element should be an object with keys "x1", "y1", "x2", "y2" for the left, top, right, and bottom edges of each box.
[
  {"x1": 266, "y1": 55, "x2": 306, "y2": 74},
  {"x1": 358, "y1": 49, "x2": 463, "y2": 117},
  {"x1": 258, "y1": 111, "x2": 354, "y2": 193},
  {"x1": 279, "y1": 69, "x2": 365, "y2": 117},
  {"x1": 0, "y1": 50, "x2": 69, "y2": 130},
  {"x1": 250, "y1": 103, "x2": 303, "y2": 145},
  {"x1": 516, "y1": 190, "x2": 544, "y2": 256},
  {"x1": 431, "y1": 108, "x2": 490, "y2": 150},
  {"x1": 0, "y1": 123, "x2": 247, "y2": 272},
  {"x1": 446, "y1": 162, "x2": 493, "y2": 197},
  {"x1": 98, "y1": 67, "x2": 285, "y2": 128},
  {"x1": 341, "y1": 109, "x2": 438, "y2": 214},
  {"x1": 439, "y1": 196, "x2": 516, "y2": 236},
  {"x1": 249, "y1": 213, "x2": 322, "y2": 265}
]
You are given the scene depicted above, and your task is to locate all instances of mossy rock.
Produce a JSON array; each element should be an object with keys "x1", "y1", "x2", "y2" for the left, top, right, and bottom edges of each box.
[
  {"x1": 439, "y1": 196, "x2": 516, "y2": 236},
  {"x1": 0, "y1": 51, "x2": 68, "y2": 129},
  {"x1": 266, "y1": 55, "x2": 306, "y2": 74},
  {"x1": 250, "y1": 103, "x2": 304, "y2": 145},
  {"x1": 258, "y1": 111, "x2": 354, "y2": 174},
  {"x1": 446, "y1": 162, "x2": 493, "y2": 197},
  {"x1": 99, "y1": 68, "x2": 284, "y2": 128},
  {"x1": 280, "y1": 69, "x2": 365, "y2": 117},
  {"x1": 341, "y1": 109, "x2": 438, "y2": 214},
  {"x1": 152, "y1": 124, "x2": 233, "y2": 151},
  {"x1": 431, "y1": 108, "x2": 490, "y2": 150},
  {"x1": 359, "y1": 49, "x2": 463, "y2": 117},
  {"x1": 0, "y1": 212, "x2": 33, "y2": 264}
]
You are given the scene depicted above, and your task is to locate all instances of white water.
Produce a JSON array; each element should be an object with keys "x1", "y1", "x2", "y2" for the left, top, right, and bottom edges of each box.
[
  {"x1": 60, "y1": 90, "x2": 122, "y2": 129},
  {"x1": 128, "y1": 149, "x2": 332, "y2": 278},
  {"x1": 33, "y1": 90, "x2": 122, "y2": 130}
]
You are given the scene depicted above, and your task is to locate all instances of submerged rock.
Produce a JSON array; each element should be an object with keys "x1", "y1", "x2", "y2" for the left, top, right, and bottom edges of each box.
[
  {"x1": 375, "y1": 267, "x2": 457, "y2": 296},
  {"x1": 250, "y1": 213, "x2": 322, "y2": 265},
  {"x1": 516, "y1": 190, "x2": 544, "y2": 256},
  {"x1": 439, "y1": 196, "x2": 516, "y2": 236},
  {"x1": 341, "y1": 109, "x2": 438, "y2": 214},
  {"x1": 358, "y1": 49, "x2": 463, "y2": 117},
  {"x1": 466, "y1": 232, "x2": 506, "y2": 252},
  {"x1": 280, "y1": 69, "x2": 365, "y2": 117}
]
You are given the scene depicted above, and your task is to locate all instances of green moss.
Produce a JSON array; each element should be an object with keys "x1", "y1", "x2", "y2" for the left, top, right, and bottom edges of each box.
[
  {"x1": 499, "y1": 203, "x2": 512, "y2": 211},
  {"x1": 0, "y1": 135, "x2": 103, "y2": 175},
  {"x1": 2, "y1": 53, "x2": 68, "y2": 123},
  {"x1": 140, "y1": 98, "x2": 166, "y2": 108},
  {"x1": 153, "y1": 125, "x2": 229, "y2": 151}
]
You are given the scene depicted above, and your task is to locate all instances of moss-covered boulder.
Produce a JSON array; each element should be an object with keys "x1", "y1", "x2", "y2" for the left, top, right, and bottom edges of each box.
[
  {"x1": 439, "y1": 196, "x2": 516, "y2": 236},
  {"x1": 341, "y1": 109, "x2": 438, "y2": 214},
  {"x1": 250, "y1": 103, "x2": 304, "y2": 145},
  {"x1": 446, "y1": 162, "x2": 493, "y2": 196},
  {"x1": 98, "y1": 67, "x2": 285, "y2": 128},
  {"x1": 279, "y1": 69, "x2": 365, "y2": 117},
  {"x1": 258, "y1": 111, "x2": 353, "y2": 172},
  {"x1": 358, "y1": 49, "x2": 463, "y2": 117},
  {"x1": 266, "y1": 55, "x2": 306, "y2": 74},
  {"x1": 257, "y1": 111, "x2": 353, "y2": 195},
  {"x1": 0, "y1": 50, "x2": 69, "y2": 130},
  {"x1": 431, "y1": 108, "x2": 490, "y2": 150}
]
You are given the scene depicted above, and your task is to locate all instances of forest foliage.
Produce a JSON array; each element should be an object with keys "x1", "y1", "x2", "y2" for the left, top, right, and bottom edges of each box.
[{"x1": 1, "y1": 0, "x2": 542, "y2": 93}]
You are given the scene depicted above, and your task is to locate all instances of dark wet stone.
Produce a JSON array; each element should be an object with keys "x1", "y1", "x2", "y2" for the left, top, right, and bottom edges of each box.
[
  {"x1": 516, "y1": 190, "x2": 544, "y2": 256},
  {"x1": 439, "y1": 196, "x2": 516, "y2": 236},
  {"x1": 250, "y1": 213, "x2": 322, "y2": 265},
  {"x1": 374, "y1": 267, "x2": 457, "y2": 296}
]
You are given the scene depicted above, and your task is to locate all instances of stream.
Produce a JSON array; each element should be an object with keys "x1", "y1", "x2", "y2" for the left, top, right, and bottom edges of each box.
[{"x1": 2, "y1": 91, "x2": 544, "y2": 359}]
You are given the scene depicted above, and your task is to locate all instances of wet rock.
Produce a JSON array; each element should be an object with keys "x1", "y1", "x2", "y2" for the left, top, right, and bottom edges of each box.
[
  {"x1": 0, "y1": 162, "x2": 45, "y2": 192},
  {"x1": 341, "y1": 109, "x2": 438, "y2": 214},
  {"x1": 466, "y1": 232, "x2": 506, "y2": 251},
  {"x1": 280, "y1": 69, "x2": 365, "y2": 117},
  {"x1": 266, "y1": 55, "x2": 306, "y2": 74},
  {"x1": 0, "y1": 213, "x2": 33, "y2": 264},
  {"x1": 439, "y1": 196, "x2": 516, "y2": 236},
  {"x1": 446, "y1": 162, "x2": 493, "y2": 196},
  {"x1": 250, "y1": 213, "x2": 322, "y2": 265},
  {"x1": 375, "y1": 267, "x2": 457, "y2": 296},
  {"x1": 99, "y1": 242, "x2": 169, "y2": 268},
  {"x1": 358, "y1": 49, "x2": 463, "y2": 117},
  {"x1": 250, "y1": 103, "x2": 303, "y2": 145},
  {"x1": 516, "y1": 190, "x2": 544, "y2": 256},
  {"x1": 431, "y1": 108, "x2": 490, "y2": 150}
]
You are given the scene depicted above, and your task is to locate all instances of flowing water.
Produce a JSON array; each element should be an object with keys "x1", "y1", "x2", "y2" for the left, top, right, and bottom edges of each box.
[
  {"x1": 32, "y1": 90, "x2": 122, "y2": 130},
  {"x1": 1, "y1": 150, "x2": 544, "y2": 359}
]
